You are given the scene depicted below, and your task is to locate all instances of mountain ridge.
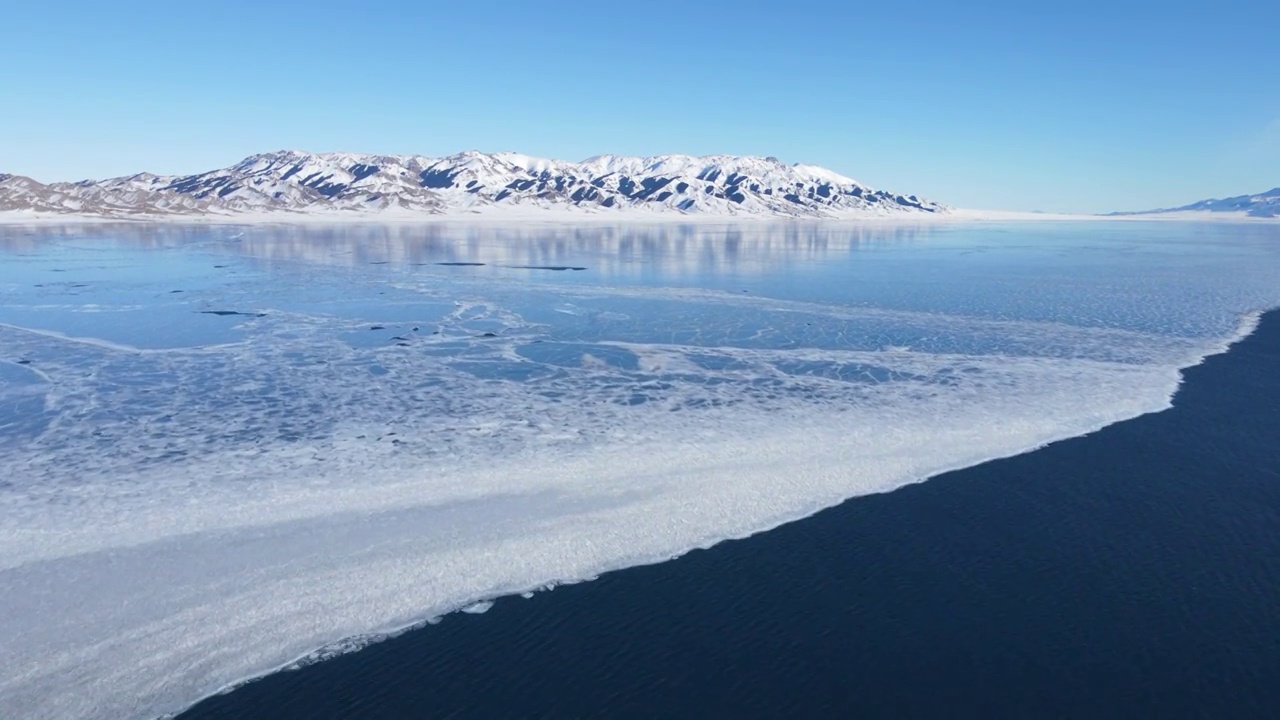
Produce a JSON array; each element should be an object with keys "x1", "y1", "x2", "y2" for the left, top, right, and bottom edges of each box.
[
  {"x1": 1111, "y1": 187, "x2": 1280, "y2": 218},
  {"x1": 0, "y1": 150, "x2": 945, "y2": 220}
]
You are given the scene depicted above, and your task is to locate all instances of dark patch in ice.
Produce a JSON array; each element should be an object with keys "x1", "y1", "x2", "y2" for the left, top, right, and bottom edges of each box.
[
  {"x1": 370, "y1": 325, "x2": 385, "y2": 331},
  {"x1": 508, "y1": 265, "x2": 587, "y2": 272},
  {"x1": 199, "y1": 310, "x2": 266, "y2": 317},
  {"x1": 433, "y1": 262, "x2": 486, "y2": 267}
]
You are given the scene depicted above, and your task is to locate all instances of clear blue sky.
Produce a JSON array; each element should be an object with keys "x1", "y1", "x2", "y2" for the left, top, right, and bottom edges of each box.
[{"x1": 2, "y1": 1, "x2": 1276, "y2": 213}]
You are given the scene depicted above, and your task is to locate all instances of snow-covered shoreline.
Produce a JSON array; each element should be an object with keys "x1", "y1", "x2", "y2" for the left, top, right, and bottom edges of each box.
[
  {"x1": 3, "y1": 207, "x2": 1276, "y2": 227},
  {"x1": 0, "y1": 207, "x2": 1091, "y2": 226}
]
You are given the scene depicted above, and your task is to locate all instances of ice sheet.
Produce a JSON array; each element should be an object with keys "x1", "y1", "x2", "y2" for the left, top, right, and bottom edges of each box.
[{"x1": 1, "y1": 221, "x2": 1278, "y2": 720}]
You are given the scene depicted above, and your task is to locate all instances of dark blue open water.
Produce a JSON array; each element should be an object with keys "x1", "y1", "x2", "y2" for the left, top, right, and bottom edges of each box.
[{"x1": 182, "y1": 309, "x2": 1280, "y2": 719}]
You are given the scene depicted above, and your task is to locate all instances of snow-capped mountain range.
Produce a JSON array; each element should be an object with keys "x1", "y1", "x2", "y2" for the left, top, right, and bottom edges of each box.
[
  {"x1": 0, "y1": 150, "x2": 944, "y2": 220},
  {"x1": 1114, "y1": 187, "x2": 1280, "y2": 218}
]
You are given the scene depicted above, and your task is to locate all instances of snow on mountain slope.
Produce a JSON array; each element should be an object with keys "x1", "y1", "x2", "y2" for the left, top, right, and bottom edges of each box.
[
  {"x1": 1113, "y1": 187, "x2": 1280, "y2": 219},
  {"x1": 0, "y1": 150, "x2": 946, "y2": 220}
]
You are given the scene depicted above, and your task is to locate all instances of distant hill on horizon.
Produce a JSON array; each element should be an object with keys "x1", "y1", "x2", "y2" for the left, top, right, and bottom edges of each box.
[{"x1": 1111, "y1": 187, "x2": 1280, "y2": 218}]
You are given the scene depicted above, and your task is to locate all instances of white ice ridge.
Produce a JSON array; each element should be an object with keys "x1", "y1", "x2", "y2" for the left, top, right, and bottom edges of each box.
[{"x1": 0, "y1": 261, "x2": 1270, "y2": 719}]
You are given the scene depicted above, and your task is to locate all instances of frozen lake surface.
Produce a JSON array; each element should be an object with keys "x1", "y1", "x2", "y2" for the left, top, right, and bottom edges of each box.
[{"x1": 2, "y1": 221, "x2": 1279, "y2": 720}]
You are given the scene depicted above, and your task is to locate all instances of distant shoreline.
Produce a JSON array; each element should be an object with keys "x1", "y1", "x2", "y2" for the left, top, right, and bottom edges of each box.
[{"x1": 1, "y1": 208, "x2": 1273, "y2": 226}]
